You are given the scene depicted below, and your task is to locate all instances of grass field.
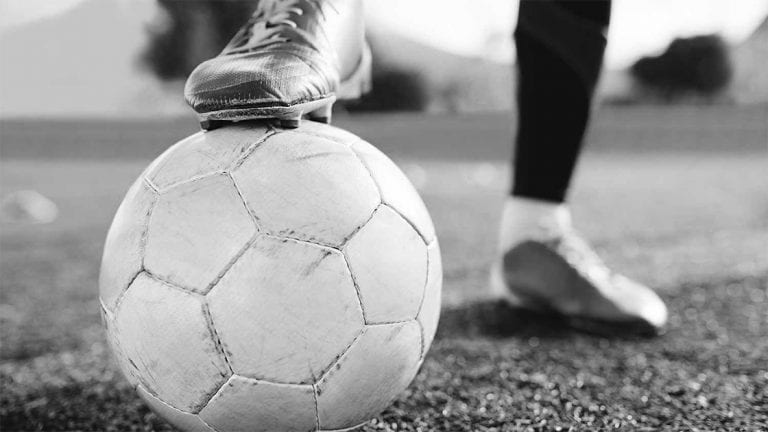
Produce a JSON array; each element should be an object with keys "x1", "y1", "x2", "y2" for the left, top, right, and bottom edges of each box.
[{"x1": 1, "y1": 106, "x2": 767, "y2": 430}]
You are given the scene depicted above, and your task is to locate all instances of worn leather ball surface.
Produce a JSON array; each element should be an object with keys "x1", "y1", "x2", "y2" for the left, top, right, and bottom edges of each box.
[{"x1": 99, "y1": 121, "x2": 442, "y2": 432}]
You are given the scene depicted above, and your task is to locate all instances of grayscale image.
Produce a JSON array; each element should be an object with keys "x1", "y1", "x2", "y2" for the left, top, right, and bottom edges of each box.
[{"x1": 1, "y1": 0, "x2": 766, "y2": 430}]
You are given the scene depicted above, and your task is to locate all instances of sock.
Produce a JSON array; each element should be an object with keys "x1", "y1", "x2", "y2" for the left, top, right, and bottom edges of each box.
[{"x1": 497, "y1": 196, "x2": 572, "y2": 252}]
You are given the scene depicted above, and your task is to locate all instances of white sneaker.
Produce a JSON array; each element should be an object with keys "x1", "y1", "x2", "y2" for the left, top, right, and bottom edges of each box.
[{"x1": 491, "y1": 199, "x2": 668, "y2": 336}]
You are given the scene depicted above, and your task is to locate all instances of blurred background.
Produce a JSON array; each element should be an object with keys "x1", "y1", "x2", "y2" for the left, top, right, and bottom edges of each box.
[
  {"x1": 1, "y1": 0, "x2": 768, "y2": 116},
  {"x1": 1, "y1": 1, "x2": 767, "y2": 430}
]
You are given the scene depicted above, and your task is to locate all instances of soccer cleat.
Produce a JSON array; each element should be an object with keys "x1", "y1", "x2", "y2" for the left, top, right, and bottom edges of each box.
[
  {"x1": 184, "y1": 0, "x2": 371, "y2": 130},
  {"x1": 490, "y1": 229, "x2": 668, "y2": 336}
]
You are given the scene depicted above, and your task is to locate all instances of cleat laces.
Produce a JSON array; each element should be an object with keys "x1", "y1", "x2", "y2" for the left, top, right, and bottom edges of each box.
[{"x1": 223, "y1": 0, "x2": 328, "y2": 55}]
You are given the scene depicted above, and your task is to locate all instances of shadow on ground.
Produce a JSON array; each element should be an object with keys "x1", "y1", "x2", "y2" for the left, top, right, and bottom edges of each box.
[
  {"x1": 438, "y1": 300, "x2": 571, "y2": 340},
  {"x1": 438, "y1": 299, "x2": 666, "y2": 341}
]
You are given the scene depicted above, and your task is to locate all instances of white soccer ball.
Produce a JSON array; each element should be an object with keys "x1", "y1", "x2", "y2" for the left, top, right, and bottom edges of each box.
[{"x1": 99, "y1": 121, "x2": 442, "y2": 432}]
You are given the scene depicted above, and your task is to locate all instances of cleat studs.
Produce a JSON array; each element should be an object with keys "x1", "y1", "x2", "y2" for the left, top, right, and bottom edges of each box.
[
  {"x1": 308, "y1": 104, "x2": 333, "y2": 124},
  {"x1": 279, "y1": 118, "x2": 301, "y2": 129},
  {"x1": 200, "y1": 119, "x2": 227, "y2": 131}
]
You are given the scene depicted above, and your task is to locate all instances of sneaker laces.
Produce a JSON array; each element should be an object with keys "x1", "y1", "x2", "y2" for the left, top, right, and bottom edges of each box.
[{"x1": 223, "y1": 0, "x2": 328, "y2": 55}]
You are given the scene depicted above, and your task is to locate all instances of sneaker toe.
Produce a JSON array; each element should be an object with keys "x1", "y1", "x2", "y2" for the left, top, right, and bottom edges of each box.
[{"x1": 610, "y1": 275, "x2": 668, "y2": 331}]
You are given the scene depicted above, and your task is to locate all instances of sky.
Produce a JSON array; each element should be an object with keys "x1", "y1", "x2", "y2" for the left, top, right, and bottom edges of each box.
[
  {"x1": 365, "y1": 0, "x2": 768, "y2": 67},
  {"x1": 0, "y1": 0, "x2": 85, "y2": 28},
  {"x1": 2, "y1": 0, "x2": 767, "y2": 68}
]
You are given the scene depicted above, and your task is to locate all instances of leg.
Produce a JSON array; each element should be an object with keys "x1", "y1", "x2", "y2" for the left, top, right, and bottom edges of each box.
[
  {"x1": 492, "y1": 0, "x2": 668, "y2": 336},
  {"x1": 501, "y1": 0, "x2": 611, "y2": 251},
  {"x1": 512, "y1": 0, "x2": 610, "y2": 203}
]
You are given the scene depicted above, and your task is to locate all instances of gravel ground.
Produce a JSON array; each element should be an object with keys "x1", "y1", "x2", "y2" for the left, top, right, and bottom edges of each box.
[{"x1": 2, "y1": 276, "x2": 766, "y2": 431}]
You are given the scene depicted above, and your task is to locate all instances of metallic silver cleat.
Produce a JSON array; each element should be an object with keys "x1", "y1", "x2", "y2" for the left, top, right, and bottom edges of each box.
[{"x1": 184, "y1": 0, "x2": 371, "y2": 130}]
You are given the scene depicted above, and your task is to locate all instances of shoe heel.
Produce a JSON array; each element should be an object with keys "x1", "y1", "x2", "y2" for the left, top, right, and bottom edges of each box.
[
  {"x1": 308, "y1": 103, "x2": 333, "y2": 124},
  {"x1": 357, "y1": 44, "x2": 373, "y2": 95},
  {"x1": 338, "y1": 43, "x2": 372, "y2": 100}
]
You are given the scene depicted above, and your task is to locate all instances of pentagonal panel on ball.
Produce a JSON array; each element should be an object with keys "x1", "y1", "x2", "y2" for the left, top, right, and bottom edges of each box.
[
  {"x1": 316, "y1": 321, "x2": 422, "y2": 430},
  {"x1": 350, "y1": 140, "x2": 436, "y2": 244},
  {"x1": 99, "y1": 179, "x2": 156, "y2": 312},
  {"x1": 232, "y1": 131, "x2": 379, "y2": 246},
  {"x1": 207, "y1": 235, "x2": 364, "y2": 384},
  {"x1": 145, "y1": 123, "x2": 271, "y2": 191},
  {"x1": 144, "y1": 173, "x2": 256, "y2": 294},
  {"x1": 417, "y1": 241, "x2": 443, "y2": 358},
  {"x1": 344, "y1": 205, "x2": 428, "y2": 323},
  {"x1": 114, "y1": 273, "x2": 230, "y2": 413},
  {"x1": 199, "y1": 375, "x2": 316, "y2": 432}
]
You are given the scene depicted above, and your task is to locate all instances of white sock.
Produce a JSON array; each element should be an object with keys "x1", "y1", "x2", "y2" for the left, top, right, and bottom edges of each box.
[{"x1": 497, "y1": 196, "x2": 572, "y2": 253}]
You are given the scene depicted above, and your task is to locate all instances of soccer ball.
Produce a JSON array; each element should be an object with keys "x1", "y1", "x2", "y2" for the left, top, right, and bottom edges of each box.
[{"x1": 99, "y1": 121, "x2": 442, "y2": 432}]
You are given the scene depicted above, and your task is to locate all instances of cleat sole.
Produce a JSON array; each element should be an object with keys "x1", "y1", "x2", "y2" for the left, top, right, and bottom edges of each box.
[{"x1": 196, "y1": 96, "x2": 336, "y2": 130}]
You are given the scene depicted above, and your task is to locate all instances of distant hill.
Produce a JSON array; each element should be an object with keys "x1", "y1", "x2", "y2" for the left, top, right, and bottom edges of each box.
[
  {"x1": 0, "y1": 0, "x2": 184, "y2": 118},
  {"x1": 366, "y1": 27, "x2": 514, "y2": 112}
]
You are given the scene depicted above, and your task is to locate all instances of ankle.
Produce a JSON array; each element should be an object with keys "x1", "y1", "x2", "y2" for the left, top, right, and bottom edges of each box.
[{"x1": 497, "y1": 196, "x2": 571, "y2": 252}]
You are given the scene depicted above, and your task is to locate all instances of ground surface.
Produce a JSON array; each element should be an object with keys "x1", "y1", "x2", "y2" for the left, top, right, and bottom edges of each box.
[{"x1": 1, "y1": 106, "x2": 767, "y2": 431}]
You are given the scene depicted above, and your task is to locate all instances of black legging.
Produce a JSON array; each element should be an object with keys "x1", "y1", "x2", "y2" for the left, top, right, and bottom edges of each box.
[{"x1": 512, "y1": 0, "x2": 612, "y2": 203}]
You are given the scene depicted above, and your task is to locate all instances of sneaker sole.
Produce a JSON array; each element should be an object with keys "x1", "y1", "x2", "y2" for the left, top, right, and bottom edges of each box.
[{"x1": 489, "y1": 260, "x2": 663, "y2": 337}]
